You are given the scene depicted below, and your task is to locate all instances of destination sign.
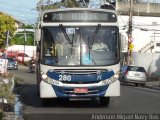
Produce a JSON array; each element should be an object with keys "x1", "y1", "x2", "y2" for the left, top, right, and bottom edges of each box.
[{"x1": 43, "y1": 11, "x2": 117, "y2": 22}]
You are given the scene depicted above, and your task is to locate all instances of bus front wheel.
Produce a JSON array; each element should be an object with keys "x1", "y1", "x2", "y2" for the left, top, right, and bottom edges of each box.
[
  {"x1": 99, "y1": 97, "x2": 110, "y2": 107},
  {"x1": 41, "y1": 98, "x2": 57, "y2": 106}
]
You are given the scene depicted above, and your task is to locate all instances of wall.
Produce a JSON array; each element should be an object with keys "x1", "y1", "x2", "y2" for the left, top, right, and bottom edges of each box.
[{"x1": 117, "y1": 1, "x2": 160, "y2": 16}]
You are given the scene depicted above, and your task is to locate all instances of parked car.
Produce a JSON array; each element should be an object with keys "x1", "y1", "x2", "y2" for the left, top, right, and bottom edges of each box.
[
  {"x1": 0, "y1": 51, "x2": 3, "y2": 58},
  {"x1": 119, "y1": 65, "x2": 147, "y2": 86},
  {"x1": 6, "y1": 57, "x2": 18, "y2": 70},
  {"x1": 17, "y1": 53, "x2": 31, "y2": 63}
]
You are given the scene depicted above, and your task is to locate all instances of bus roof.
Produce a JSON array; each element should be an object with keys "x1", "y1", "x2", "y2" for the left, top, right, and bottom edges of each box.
[{"x1": 42, "y1": 8, "x2": 117, "y2": 14}]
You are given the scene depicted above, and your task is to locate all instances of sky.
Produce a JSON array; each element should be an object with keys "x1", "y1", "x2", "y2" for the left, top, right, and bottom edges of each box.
[
  {"x1": 0, "y1": 0, "x2": 100, "y2": 24},
  {"x1": 0, "y1": 0, "x2": 38, "y2": 24}
]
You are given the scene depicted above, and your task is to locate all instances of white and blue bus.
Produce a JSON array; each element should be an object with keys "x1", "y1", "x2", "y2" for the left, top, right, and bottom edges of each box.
[{"x1": 36, "y1": 8, "x2": 120, "y2": 106}]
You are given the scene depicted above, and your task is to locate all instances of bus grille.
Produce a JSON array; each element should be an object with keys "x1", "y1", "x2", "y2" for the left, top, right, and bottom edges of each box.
[
  {"x1": 52, "y1": 69, "x2": 108, "y2": 75},
  {"x1": 60, "y1": 81, "x2": 100, "y2": 84}
]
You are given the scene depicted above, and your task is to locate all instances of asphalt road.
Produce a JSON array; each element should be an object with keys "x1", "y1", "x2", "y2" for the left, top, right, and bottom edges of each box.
[{"x1": 9, "y1": 65, "x2": 160, "y2": 120}]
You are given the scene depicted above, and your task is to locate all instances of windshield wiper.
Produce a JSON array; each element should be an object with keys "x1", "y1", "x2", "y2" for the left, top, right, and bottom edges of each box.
[
  {"x1": 59, "y1": 24, "x2": 72, "y2": 45},
  {"x1": 59, "y1": 24, "x2": 75, "y2": 54},
  {"x1": 89, "y1": 24, "x2": 101, "y2": 49},
  {"x1": 90, "y1": 56, "x2": 97, "y2": 65},
  {"x1": 88, "y1": 24, "x2": 101, "y2": 60}
]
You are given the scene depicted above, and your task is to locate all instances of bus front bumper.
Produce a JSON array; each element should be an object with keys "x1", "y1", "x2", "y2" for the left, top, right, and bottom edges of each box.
[{"x1": 40, "y1": 80, "x2": 120, "y2": 98}]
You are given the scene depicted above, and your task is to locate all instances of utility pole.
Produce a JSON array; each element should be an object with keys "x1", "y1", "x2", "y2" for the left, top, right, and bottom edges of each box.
[
  {"x1": 23, "y1": 29, "x2": 27, "y2": 64},
  {"x1": 127, "y1": 0, "x2": 133, "y2": 65},
  {"x1": 4, "y1": 30, "x2": 10, "y2": 77},
  {"x1": 6, "y1": 30, "x2": 10, "y2": 49}
]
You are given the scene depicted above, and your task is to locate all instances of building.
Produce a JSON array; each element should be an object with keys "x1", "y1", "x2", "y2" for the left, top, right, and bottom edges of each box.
[{"x1": 116, "y1": 0, "x2": 160, "y2": 53}]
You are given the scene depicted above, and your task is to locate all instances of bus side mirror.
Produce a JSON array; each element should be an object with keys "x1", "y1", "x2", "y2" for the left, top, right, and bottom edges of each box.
[
  {"x1": 35, "y1": 28, "x2": 41, "y2": 42},
  {"x1": 120, "y1": 33, "x2": 128, "y2": 53}
]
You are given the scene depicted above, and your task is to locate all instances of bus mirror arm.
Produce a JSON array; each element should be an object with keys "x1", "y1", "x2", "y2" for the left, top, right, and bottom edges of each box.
[
  {"x1": 37, "y1": 46, "x2": 41, "y2": 52},
  {"x1": 37, "y1": 41, "x2": 41, "y2": 52}
]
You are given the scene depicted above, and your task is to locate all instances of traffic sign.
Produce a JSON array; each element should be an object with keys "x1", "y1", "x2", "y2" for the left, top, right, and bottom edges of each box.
[{"x1": 129, "y1": 43, "x2": 134, "y2": 50}]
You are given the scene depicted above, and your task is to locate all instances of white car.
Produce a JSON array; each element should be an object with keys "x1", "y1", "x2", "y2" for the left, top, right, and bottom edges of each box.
[
  {"x1": 120, "y1": 65, "x2": 147, "y2": 86},
  {"x1": 17, "y1": 53, "x2": 32, "y2": 63}
]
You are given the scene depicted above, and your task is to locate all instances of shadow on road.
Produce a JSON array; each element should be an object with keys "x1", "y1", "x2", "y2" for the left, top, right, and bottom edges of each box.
[{"x1": 14, "y1": 84, "x2": 42, "y2": 107}]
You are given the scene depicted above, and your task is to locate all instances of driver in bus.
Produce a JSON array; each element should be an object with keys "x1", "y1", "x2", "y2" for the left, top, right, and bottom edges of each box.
[{"x1": 92, "y1": 36, "x2": 109, "y2": 51}]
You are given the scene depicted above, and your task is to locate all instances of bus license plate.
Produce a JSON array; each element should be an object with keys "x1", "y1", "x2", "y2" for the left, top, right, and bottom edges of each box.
[{"x1": 74, "y1": 88, "x2": 88, "y2": 93}]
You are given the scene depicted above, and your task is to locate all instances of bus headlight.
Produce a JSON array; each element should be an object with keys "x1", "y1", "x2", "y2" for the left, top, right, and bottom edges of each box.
[
  {"x1": 41, "y1": 73, "x2": 60, "y2": 86},
  {"x1": 102, "y1": 74, "x2": 119, "y2": 85}
]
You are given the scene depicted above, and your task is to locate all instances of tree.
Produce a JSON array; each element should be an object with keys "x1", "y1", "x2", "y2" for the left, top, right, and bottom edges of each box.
[
  {"x1": 0, "y1": 13, "x2": 16, "y2": 48},
  {"x1": 38, "y1": 0, "x2": 90, "y2": 10},
  {"x1": 14, "y1": 32, "x2": 34, "y2": 45},
  {"x1": 41, "y1": 0, "x2": 80, "y2": 9},
  {"x1": 118, "y1": 0, "x2": 143, "y2": 2}
]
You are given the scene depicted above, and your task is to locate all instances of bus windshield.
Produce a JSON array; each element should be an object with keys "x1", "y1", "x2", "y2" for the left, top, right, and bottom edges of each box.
[{"x1": 41, "y1": 26, "x2": 119, "y2": 66}]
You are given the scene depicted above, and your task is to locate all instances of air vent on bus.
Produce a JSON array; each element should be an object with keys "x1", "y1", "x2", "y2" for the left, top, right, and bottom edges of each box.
[{"x1": 51, "y1": 69, "x2": 108, "y2": 75}]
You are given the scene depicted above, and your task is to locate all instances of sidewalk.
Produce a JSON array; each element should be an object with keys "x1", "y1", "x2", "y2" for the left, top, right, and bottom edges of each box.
[{"x1": 145, "y1": 80, "x2": 160, "y2": 91}]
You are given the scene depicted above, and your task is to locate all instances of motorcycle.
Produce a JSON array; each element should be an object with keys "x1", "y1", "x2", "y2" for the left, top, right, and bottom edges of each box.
[
  {"x1": 29, "y1": 60, "x2": 36, "y2": 73},
  {"x1": 30, "y1": 63, "x2": 35, "y2": 73}
]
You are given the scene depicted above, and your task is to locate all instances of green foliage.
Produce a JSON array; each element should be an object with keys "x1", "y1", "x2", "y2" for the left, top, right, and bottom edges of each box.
[
  {"x1": 61, "y1": 0, "x2": 80, "y2": 8},
  {"x1": 14, "y1": 32, "x2": 34, "y2": 45},
  {"x1": 39, "y1": 0, "x2": 90, "y2": 10},
  {"x1": 0, "y1": 77, "x2": 15, "y2": 105},
  {"x1": 0, "y1": 13, "x2": 16, "y2": 48},
  {"x1": 14, "y1": 24, "x2": 34, "y2": 45},
  {"x1": 22, "y1": 24, "x2": 34, "y2": 29},
  {"x1": 119, "y1": 0, "x2": 143, "y2": 2}
]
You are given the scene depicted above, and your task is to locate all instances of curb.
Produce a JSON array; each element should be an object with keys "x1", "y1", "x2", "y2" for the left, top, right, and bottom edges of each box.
[
  {"x1": 1, "y1": 76, "x2": 25, "y2": 120},
  {"x1": 145, "y1": 85, "x2": 160, "y2": 91}
]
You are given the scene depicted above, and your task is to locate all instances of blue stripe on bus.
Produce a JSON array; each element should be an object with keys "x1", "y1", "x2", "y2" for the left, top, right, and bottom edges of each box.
[{"x1": 46, "y1": 70, "x2": 114, "y2": 82}]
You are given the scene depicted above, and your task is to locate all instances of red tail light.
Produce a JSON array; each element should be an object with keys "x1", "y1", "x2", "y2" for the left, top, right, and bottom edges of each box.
[{"x1": 124, "y1": 70, "x2": 128, "y2": 75}]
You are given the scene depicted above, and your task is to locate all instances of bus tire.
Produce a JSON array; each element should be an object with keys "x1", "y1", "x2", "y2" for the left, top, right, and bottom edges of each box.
[
  {"x1": 141, "y1": 83, "x2": 146, "y2": 87},
  {"x1": 135, "y1": 83, "x2": 139, "y2": 87},
  {"x1": 99, "y1": 97, "x2": 110, "y2": 107},
  {"x1": 37, "y1": 85, "x2": 40, "y2": 97},
  {"x1": 58, "y1": 98, "x2": 69, "y2": 105},
  {"x1": 41, "y1": 98, "x2": 49, "y2": 106},
  {"x1": 41, "y1": 98, "x2": 57, "y2": 106}
]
